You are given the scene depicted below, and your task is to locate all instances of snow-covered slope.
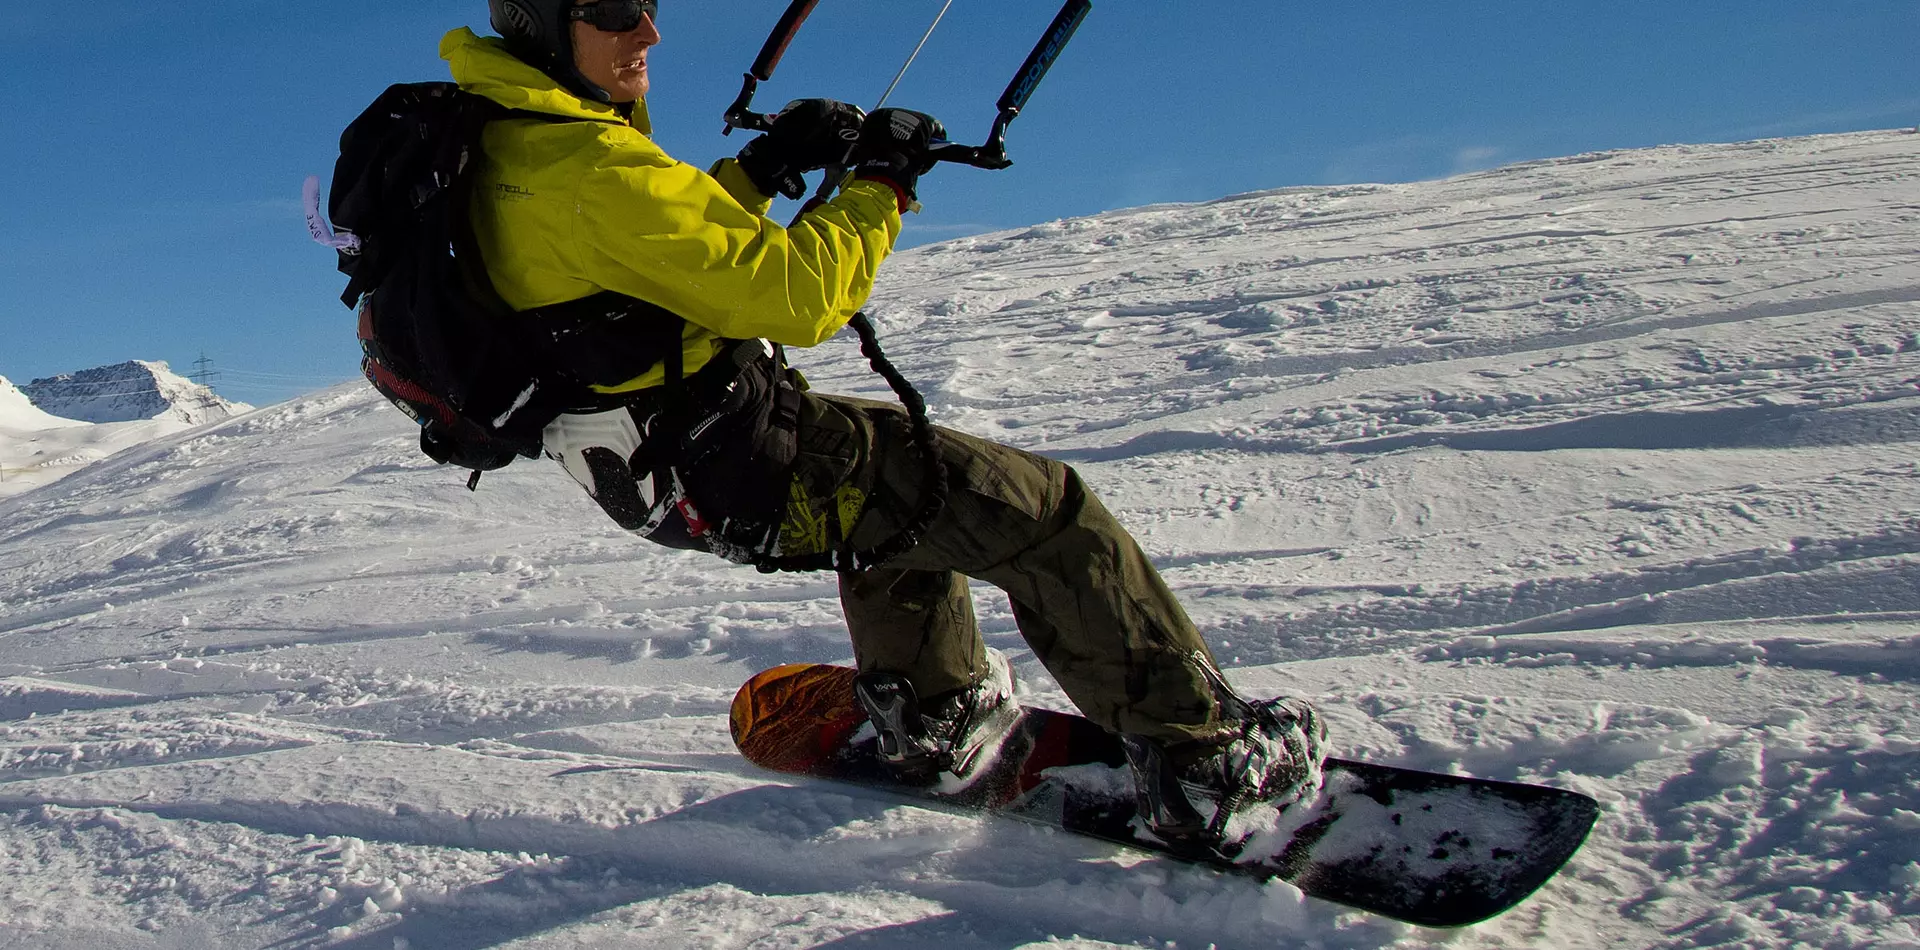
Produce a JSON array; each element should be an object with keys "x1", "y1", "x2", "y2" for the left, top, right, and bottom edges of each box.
[
  {"x1": 0, "y1": 129, "x2": 1916, "y2": 950},
  {"x1": 0, "y1": 375, "x2": 80, "y2": 433},
  {"x1": 1, "y1": 376, "x2": 90, "y2": 499},
  {"x1": 23, "y1": 359, "x2": 250, "y2": 426},
  {"x1": 1, "y1": 362, "x2": 255, "y2": 500}
]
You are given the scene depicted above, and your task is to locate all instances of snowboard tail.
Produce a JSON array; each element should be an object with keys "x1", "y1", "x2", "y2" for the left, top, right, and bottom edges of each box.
[{"x1": 731, "y1": 663, "x2": 1600, "y2": 928}]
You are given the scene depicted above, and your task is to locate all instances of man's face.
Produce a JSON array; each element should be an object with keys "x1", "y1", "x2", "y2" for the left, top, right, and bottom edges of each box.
[{"x1": 571, "y1": 2, "x2": 661, "y2": 103}]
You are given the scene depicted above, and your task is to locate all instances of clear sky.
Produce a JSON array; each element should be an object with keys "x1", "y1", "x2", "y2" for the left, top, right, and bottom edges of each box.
[{"x1": 1, "y1": 1, "x2": 1915, "y2": 406}]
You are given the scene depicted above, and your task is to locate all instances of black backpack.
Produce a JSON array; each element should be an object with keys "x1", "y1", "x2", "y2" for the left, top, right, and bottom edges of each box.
[
  {"x1": 320, "y1": 82, "x2": 711, "y2": 490},
  {"x1": 325, "y1": 83, "x2": 582, "y2": 485}
]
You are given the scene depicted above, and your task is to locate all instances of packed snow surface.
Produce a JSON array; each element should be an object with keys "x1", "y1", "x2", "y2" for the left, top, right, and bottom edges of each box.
[{"x1": 0, "y1": 129, "x2": 1917, "y2": 949}]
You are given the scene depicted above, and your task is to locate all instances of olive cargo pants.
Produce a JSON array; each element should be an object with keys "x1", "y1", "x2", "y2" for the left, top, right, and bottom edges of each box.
[{"x1": 781, "y1": 393, "x2": 1234, "y2": 745}]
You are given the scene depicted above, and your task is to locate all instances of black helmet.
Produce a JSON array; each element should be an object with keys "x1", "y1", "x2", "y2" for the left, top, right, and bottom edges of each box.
[{"x1": 488, "y1": 0, "x2": 611, "y2": 102}]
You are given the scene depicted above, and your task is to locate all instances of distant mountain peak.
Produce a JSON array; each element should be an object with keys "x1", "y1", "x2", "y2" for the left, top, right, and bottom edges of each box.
[{"x1": 22, "y1": 360, "x2": 251, "y2": 426}]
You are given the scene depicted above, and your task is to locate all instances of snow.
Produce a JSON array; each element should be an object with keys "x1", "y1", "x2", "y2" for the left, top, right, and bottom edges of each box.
[
  {"x1": 0, "y1": 376, "x2": 80, "y2": 434},
  {"x1": 0, "y1": 128, "x2": 1917, "y2": 948},
  {"x1": 0, "y1": 363, "x2": 252, "y2": 501},
  {"x1": 1, "y1": 375, "x2": 96, "y2": 501}
]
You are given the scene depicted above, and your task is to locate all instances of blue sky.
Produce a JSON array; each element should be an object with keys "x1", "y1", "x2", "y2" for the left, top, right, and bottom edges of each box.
[{"x1": 1, "y1": 1, "x2": 1915, "y2": 406}]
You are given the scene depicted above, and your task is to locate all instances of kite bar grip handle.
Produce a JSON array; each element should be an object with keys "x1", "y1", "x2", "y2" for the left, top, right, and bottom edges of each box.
[{"x1": 722, "y1": 73, "x2": 778, "y2": 136}]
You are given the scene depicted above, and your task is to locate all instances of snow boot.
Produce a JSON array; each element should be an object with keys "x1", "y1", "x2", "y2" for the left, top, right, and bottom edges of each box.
[
  {"x1": 854, "y1": 648, "x2": 1020, "y2": 781},
  {"x1": 1124, "y1": 694, "x2": 1328, "y2": 857}
]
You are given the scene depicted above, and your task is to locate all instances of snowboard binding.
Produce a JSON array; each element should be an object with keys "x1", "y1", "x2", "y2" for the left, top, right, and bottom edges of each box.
[
  {"x1": 853, "y1": 653, "x2": 1020, "y2": 782},
  {"x1": 1123, "y1": 695, "x2": 1328, "y2": 859}
]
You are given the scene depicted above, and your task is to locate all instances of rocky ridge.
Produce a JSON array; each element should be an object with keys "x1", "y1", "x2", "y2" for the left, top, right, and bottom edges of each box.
[{"x1": 21, "y1": 360, "x2": 250, "y2": 426}]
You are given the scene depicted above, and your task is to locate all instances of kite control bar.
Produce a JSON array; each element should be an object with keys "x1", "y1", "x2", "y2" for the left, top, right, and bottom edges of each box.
[
  {"x1": 928, "y1": 0, "x2": 1093, "y2": 170},
  {"x1": 721, "y1": 0, "x2": 820, "y2": 136},
  {"x1": 722, "y1": 0, "x2": 1093, "y2": 172}
]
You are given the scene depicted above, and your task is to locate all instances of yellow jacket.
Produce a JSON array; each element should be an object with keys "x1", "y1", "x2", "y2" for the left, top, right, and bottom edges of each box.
[{"x1": 441, "y1": 28, "x2": 902, "y2": 392}]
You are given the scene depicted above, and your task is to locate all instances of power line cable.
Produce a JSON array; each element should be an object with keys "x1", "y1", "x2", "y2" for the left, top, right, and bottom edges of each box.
[{"x1": 217, "y1": 369, "x2": 358, "y2": 381}]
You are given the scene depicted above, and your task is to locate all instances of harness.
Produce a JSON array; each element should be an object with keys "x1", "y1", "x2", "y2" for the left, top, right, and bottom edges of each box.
[{"x1": 562, "y1": 307, "x2": 947, "y2": 574}]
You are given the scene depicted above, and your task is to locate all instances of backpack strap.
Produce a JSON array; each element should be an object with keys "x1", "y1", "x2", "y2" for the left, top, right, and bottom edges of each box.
[{"x1": 522, "y1": 291, "x2": 687, "y2": 397}]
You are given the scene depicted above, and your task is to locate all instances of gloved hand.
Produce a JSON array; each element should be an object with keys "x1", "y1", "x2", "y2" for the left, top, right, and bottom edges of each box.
[
  {"x1": 734, "y1": 98, "x2": 867, "y2": 200},
  {"x1": 852, "y1": 108, "x2": 947, "y2": 212}
]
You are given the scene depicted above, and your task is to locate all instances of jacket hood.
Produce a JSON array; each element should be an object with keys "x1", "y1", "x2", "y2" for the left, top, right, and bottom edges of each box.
[{"x1": 441, "y1": 27, "x2": 652, "y2": 134}]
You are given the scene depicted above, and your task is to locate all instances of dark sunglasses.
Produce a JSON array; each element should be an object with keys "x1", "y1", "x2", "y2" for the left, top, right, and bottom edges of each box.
[{"x1": 569, "y1": 0, "x2": 658, "y2": 33}]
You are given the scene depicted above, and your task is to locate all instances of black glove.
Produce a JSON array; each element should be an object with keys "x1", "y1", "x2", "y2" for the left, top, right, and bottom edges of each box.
[
  {"x1": 734, "y1": 99, "x2": 866, "y2": 200},
  {"x1": 852, "y1": 108, "x2": 947, "y2": 211}
]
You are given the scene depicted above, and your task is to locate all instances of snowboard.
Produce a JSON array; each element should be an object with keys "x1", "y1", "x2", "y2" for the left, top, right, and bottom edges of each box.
[{"x1": 730, "y1": 663, "x2": 1600, "y2": 928}]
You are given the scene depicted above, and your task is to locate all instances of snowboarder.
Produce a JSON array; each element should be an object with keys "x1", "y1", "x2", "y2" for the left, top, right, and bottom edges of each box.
[{"x1": 452, "y1": 0, "x2": 1327, "y2": 853}]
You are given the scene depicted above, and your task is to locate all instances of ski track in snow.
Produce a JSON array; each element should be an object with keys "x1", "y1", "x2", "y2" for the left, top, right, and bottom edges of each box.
[{"x1": 0, "y1": 129, "x2": 1917, "y2": 949}]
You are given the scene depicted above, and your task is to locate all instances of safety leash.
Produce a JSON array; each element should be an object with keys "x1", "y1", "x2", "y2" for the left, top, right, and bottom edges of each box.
[{"x1": 726, "y1": 0, "x2": 1094, "y2": 573}]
